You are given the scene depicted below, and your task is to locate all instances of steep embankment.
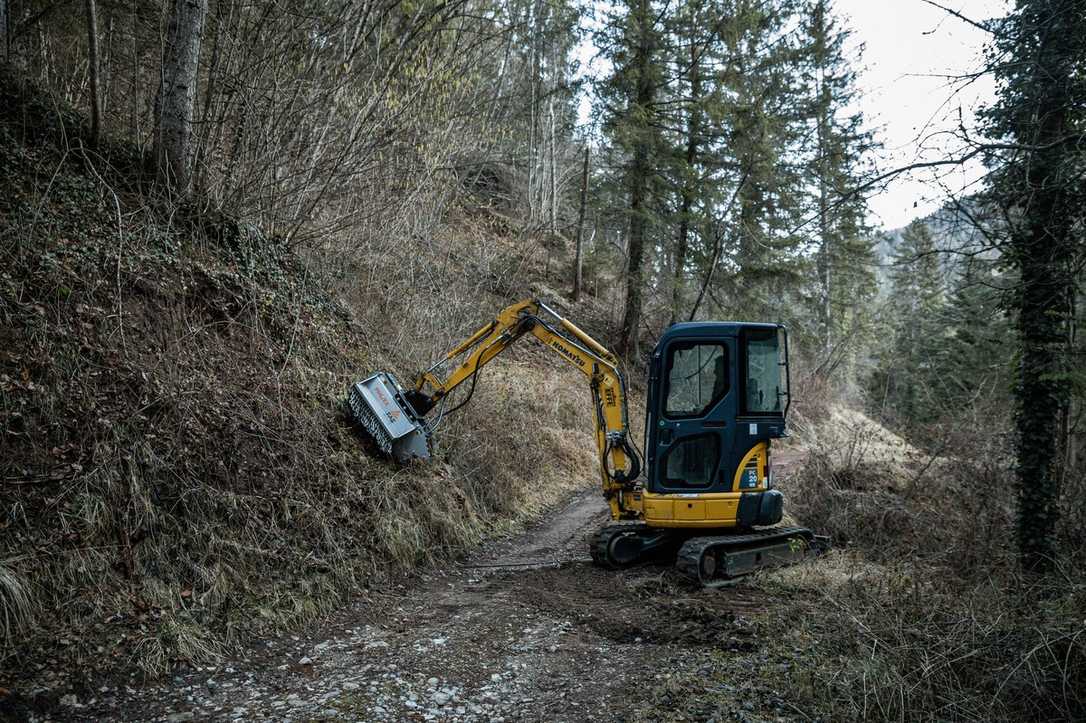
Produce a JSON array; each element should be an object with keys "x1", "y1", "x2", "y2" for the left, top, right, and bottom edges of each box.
[{"x1": 0, "y1": 78, "x2": 613, "y2": 690}]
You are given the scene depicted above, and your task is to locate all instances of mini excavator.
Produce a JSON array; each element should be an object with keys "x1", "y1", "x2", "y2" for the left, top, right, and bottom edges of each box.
[{"x1": 347, "y1": 299, "x2": 821, "y2": 585}]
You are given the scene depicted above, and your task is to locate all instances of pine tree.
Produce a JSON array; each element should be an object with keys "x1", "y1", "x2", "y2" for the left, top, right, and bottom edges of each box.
[
  {"x1": 980, "y1": 0, "x2": 1086, "y2": 572},
  {"x1": 662, "y1": 0, "x2": 727, "y2": 324},
  {"x1": 872, "y1": 221, "x2": 947, "y2": 426},
  {"x1": 937, "y1": 261, "x2": 1015, "y2": 414},
  {"x1": 802, "y1": 0, "x2": 878, "y2": 364},
  {"x1": 597, "y1": 0, "x2": 667, "y2": 357},
  {"x1": 710, "y1": 0, "x2": 809, "y2": 325}
]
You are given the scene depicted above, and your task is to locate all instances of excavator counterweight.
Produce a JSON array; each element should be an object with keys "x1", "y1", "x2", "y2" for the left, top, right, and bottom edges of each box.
[{"x1": 346, "y1": 299, "x2": 824, "y2": 583}]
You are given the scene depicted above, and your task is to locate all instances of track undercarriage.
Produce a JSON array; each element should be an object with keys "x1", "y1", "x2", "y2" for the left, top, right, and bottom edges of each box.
[{"x1": 591, "y1": 523, "x2": 826, "y2": 587}]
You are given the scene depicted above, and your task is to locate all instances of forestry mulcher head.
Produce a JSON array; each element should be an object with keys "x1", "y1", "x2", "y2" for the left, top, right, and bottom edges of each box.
[{"x1": 347, "y1": 372, "x2": 432, "y2": 463}]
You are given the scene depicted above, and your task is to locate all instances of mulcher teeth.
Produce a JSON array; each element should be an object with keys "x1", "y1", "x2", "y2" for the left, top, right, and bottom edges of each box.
[{"x1": 347, "y1": 384, "x2": 395, "y2": 455}]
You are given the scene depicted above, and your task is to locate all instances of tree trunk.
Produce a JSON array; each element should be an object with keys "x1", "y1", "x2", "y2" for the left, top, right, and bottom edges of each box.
[
  {"x1": 84, "y1": 0, "x2": 102, "y2": 146},
  {"x1": 619, "y1": 0, "x2": 655, "y2": 359},
  {"x1": 573, "y1": 146, "x2": 589, "y2": 301},
  {"x1": 155, "y1": 0, "x2": 208, "y2": 197},
  {"x1": 671, "y1": 42, "x2": 702, "y2": 326},
  {"x1": 548, "y1": 96, "x2": 558, "y2": 237},
  {"x1": 812, "y1": 1, "x2": 832, "y2": 357}
]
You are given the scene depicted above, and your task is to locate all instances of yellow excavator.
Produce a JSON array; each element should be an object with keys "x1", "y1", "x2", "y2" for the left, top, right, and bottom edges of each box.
[{"x1": 347, "y1": 299, "x2": 821, "y2": 584}]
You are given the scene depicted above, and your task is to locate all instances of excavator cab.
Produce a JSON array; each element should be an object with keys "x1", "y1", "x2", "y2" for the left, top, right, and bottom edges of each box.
[{"x1": 644, "y1": 323, "x2": 789, "y2": 513}]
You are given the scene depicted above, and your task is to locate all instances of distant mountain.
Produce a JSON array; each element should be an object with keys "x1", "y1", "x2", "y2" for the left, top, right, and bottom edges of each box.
[{"x1": 874, "y1": 197, "x2": 1002, "y2": 292}]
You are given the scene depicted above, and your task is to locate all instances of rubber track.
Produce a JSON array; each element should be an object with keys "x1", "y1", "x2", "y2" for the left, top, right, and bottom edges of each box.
[
  {"x1": 676, "y1": 526, "x2": 815, "y2": 585},
  {"x1": 590, "y1": 523, "x2": 646, "y2": 569}
]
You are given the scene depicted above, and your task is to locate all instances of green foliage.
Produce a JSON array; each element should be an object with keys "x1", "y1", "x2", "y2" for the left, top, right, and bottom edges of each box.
[
  {"x1": 868, "y1": 220, "x2": 949, "y2": 427},
  {"x1": 979, "y1": 0, "x2": 1086, "y2": 572}
]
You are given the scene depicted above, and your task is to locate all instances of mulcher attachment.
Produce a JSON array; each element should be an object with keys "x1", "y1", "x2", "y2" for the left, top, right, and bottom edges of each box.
[{"x1": 347, "y1": 372, "x2": 432, "y2": 463}]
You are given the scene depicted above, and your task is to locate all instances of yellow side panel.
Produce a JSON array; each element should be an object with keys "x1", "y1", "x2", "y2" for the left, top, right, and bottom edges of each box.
[
  {"x1": 675, "y1": 500, "x2": 705, "y2": 521},
  {"x1": 707, "y1": 499, "x2": 738, "y2": 523},
  {"x1": 644, "y1": 499, "x2": 672, "y2": 520},
  {"x1": 642, "y1": 491, "x2": 745, "y2": 528}
]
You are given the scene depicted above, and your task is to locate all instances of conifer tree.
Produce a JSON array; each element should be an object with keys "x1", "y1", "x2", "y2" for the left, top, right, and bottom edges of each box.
[
  {"x1": 937, "y1": 261, "x2": 1015, "y2": 414},
  {"x1": 980, "y1": 0, "x2": 1086, "y2": 572},
  {"x1": 597, "y1": 0, "x2": 666, "y2": 357},
  {"x1": 802, "y1": 0, "x2": 878, "y2": 363},
  {"x1": 871, "y1": 220, "x2": 947, "y2": 425},
  {"x1": 711, "y1": 0, "x2": 809, "y2": 325}
]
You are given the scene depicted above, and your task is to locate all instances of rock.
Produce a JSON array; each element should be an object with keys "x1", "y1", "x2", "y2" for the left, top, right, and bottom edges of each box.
[
  {"x1": 342, "y1": 682, "x2": 360, "y2": 691},
  {"x1": 166, "y1": 713, "x2": 195, "y2": 722},
  {"x1": 298, "y1": 657, "x2": 312, "y2": 665},
  {"x1": 432, "y1": 693, "x2": 448, "y2": 705},
  {"x1": 427, "y1": 677, "x2": 439, "y2": 688},
  {"x1": 59, "y1": 694, "x2": 78, "y2": 708}
]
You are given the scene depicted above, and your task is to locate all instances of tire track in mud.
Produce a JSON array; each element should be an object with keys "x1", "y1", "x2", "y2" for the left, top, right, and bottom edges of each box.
[{"x1": 87, "y1": 484, "x2": 809, "y2": 723}]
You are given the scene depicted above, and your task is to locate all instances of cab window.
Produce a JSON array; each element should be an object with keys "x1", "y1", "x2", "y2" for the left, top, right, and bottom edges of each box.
[
  {"x1": 742, "y1": 329, "x2": 783, "y2": 414},
  {"x1": 664, "y1": 342, "x2": 728, "y2": 418}
]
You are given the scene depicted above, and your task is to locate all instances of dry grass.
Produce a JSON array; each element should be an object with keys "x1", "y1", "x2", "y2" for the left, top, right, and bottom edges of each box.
[{"x1": 0, "y1": 563, "x2": 32, "y2": 648}]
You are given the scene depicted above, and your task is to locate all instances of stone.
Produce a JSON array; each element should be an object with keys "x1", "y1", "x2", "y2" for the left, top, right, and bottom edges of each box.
[{"x1": 166, "y1": 713, "x2": 194, "y2": 722}]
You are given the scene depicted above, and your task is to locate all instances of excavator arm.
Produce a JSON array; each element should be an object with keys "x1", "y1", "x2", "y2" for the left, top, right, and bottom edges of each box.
[
  {"x1": 402, "y1": 299, "x2": 641, "y2": 519},
  {"x1": 346, "y1": 299, "x2": 641, "y2": 518}
]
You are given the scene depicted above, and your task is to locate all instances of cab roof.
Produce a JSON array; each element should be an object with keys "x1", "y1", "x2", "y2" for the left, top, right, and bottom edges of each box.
[{"x1": 654, "y1": 321, "x2": 783, "y2": 350}]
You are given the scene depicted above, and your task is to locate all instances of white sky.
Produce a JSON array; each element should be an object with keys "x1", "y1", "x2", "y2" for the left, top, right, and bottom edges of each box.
[{"x1": 838, "y1": 0, "x2": 1008, "y2": 229}]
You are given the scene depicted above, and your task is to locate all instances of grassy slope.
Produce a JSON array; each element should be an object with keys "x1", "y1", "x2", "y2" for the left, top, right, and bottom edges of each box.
[{"x1": 0, "y1": 78, "x2": 611, "y2": 683}]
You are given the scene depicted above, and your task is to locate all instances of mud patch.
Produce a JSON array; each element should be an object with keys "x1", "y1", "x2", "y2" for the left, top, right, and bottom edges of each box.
[{"x1": 510, "y1": 564, "x2": 772, "y2": 648}]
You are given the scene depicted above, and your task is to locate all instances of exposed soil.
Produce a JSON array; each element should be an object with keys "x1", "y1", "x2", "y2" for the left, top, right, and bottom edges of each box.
[{"x1": 16, "y1": 483, "x2": 822, "y2": 722}]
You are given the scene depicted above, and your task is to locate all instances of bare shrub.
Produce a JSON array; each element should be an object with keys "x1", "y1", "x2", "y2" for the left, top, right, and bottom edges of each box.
[{"x1": 771, "y1": 400, "x2": 1086, "y2": 721}]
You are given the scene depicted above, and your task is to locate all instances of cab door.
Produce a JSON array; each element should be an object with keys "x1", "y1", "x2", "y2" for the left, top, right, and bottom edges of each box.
[{"x1": 647, "y1": 337, "x2": 735, "y2": 494}]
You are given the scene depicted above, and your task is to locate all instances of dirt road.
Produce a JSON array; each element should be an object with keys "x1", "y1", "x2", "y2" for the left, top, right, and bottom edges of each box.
[{"x1": 76, "y1": 487, "x2": 817, "y2": 722}]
